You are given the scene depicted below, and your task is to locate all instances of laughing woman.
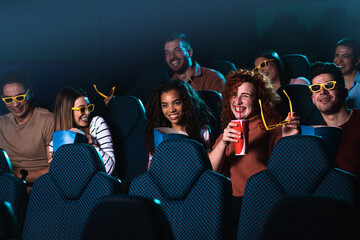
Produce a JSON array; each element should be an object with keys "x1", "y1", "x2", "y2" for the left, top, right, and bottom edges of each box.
[
  {"x1": 49, "y1": 86, "x2": 115, "y2": 175},
  {"x1": 145, "y1": 79, "x2": 215, "y2": 166}
]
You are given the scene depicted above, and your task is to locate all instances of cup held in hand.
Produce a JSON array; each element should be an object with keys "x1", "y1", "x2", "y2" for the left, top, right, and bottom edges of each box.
[{"x1": 231, "y1": 119, "x2": 249, "y2": 155}]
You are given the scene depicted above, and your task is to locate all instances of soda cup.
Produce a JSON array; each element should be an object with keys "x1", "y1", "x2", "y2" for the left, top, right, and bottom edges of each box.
[{"x1": 231, "y1": 119, "x2": 249, "y2": 155}]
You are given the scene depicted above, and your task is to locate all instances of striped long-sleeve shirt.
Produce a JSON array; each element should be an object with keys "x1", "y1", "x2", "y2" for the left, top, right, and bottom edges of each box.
[{"x1": 49, "y1": 116, "x2": 115, "y2": 175}]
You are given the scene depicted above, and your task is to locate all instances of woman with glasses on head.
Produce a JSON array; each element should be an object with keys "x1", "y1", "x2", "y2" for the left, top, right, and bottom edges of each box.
[
  {"x1": 49, "y1": 86, "x2": 115, "y2": 175},
  {"x1": 253, "y1": 50, "x2": 310, "y2": 90},
  {"x1": 208, "y1": 69, "x2": 300, "y2": 230}
]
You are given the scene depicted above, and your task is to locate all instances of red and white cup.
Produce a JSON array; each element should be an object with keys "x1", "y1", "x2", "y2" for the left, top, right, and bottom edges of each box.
[{"x1": 231, "y1": 119, "x2": 249, "y2": 155}]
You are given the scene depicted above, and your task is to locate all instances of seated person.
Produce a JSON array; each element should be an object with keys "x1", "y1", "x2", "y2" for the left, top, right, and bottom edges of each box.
[
  {"x1": 49, "y1": 86, "x2": 115, "y2": 175},
  {"x1": 164, "y1": 33, "x2": 225, "y2": 93},
  {"x1": 0, "y1": 69, "x2": 54, "y2": 187},
  {"x1": 253, "y1": 50, "x2": 310, "y2": 90},
  {"x1": 333, "y1": 38, "x2": 360, "y2": 109},
  {"x1": 208, "y1": 69, "x2": 300, "y2": 228},
  {"x1": 308, "y1": 62, "x2": 360, "y2": 177},
  {"x1": 145, "y1": 79, "x2": 215, "y2": 167}
]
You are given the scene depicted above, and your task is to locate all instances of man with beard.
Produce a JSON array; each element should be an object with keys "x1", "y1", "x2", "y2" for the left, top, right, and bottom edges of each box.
[
  {"x1": 0, "y1": 69, "x2": 54, "y2": 190},
  {"x1": 333, "y1": 38, "x2": 360, "y2": 109},
  {"x1": 309, "y1": 62, "x2": 360, "y2": 177},
  {"x1": 164, "y1": 33, "x2": 225, "y2": 93}
]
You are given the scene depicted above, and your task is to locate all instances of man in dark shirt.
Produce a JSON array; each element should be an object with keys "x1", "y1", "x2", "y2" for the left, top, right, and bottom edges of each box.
[{"x1": 309, "y1": 62, "x2": 360, "y2": 177}]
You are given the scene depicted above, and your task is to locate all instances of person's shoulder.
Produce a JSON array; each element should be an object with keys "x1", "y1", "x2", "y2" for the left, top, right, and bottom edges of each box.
[
  {"x1": 35, "y1": 107, "x2": 54, "y2": 117},
  {"x1": 200, "y1": 66, "x2": 224, "y2": 78},
  {"x1": 91, "y1": 115, "x2": 104, "y2": 123},
  {"x1": 0, "y1": 112, "x2": 13, "y2": 122},
  {"x1": 90, "y1": 115, "x2": 107, "y2": 126}
]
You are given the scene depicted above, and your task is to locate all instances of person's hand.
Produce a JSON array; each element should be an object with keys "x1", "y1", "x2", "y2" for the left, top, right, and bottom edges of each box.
[
  {"x1": 86, "y1": 134, "x2": 99, "y2": 148},
  {"x1": 282, "y1": 112, "x2": 301, "y2": 137},
  {"x1": 222, "y1": 122, "x2": 243, "y2": 145},
  {"x1": 104, "y1": 96, "x2": 114, "y2": 106},
  {"x1": 48, "y1": 152, "x2": 54, "y2": 164},
  {"x1": 69, "y1": 128, "x2": 81, "y2": 133}
]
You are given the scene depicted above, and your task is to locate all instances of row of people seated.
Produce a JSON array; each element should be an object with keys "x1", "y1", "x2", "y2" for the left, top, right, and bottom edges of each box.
[{"x1": 0, "y1": 32, "x2": 358, "y2": 204}]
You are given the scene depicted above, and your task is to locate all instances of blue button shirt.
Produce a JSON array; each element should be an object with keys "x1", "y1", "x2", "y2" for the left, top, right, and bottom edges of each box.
[{"x1": 346, "y1": 71, "x2": 360, "y2": 109}]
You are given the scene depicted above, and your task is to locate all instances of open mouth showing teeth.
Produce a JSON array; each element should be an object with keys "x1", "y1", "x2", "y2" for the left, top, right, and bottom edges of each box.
[
  {"x1": 235, "y1": 106, "x2": 245, "y2": 113},
  {"x1": 169, "y1": 114, "x2": 179, "y2": 120}
]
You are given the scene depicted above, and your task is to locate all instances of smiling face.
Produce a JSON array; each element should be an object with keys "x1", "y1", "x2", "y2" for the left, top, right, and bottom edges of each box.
[
  {"x1": 164, "y1": 39, "x2": 192, "y2": 74},
  {"x1": 72, "y1": 96, "x2": 91, "y2": 128},
  {"x1": 254, "y1": 57, "x2": 279, "y2": 83},
  {"x1": 230, "y1": 82, "x2": 257, "y2": 119},
  {"x1": 334, "y1": 45, "x2": 360, "y2": 76},
  {"x1": 311, "y1": 73, "x2": 342, "y2": 114},
  {"x1": 160, "y1": 89, "x2": 185, "y2": 130},
  {"x1": 2, "y1": 83, "x2": 33, "y2": 124}
]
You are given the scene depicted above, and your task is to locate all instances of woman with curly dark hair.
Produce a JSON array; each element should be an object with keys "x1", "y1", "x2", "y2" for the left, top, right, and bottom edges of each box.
[
  {"x1": 209, "y1": 69, "x2": 300, "y2": 197},
  {"x1": 145, "y1": 79, "x2": 214, "y2": 165}
]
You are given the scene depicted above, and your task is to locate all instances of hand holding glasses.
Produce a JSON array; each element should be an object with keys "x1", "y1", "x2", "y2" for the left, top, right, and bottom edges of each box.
[
  {"x1": 72, "y1": 104, "x2": 95, "y2": 114},
  {"x1": 308, "y1": 81, "x2": 336, "y2": 93},
  {"x1": 259, "y1": 90, "x2": 293, "y2": 130},
  {"x1": 1, "y1": 89, "x2": 29, "y2": 104},
  {"x1": 93, "y1": 85, "x2": 116, "y2": 99},
  {"x1": 252, "y1": 59, "x2": 275, "y2": 73}
]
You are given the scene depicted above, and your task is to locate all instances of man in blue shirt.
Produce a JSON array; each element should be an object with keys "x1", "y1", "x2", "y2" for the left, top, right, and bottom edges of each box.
[{"x1": 333, "y1": 38, "x2": 360, "y2": 109}]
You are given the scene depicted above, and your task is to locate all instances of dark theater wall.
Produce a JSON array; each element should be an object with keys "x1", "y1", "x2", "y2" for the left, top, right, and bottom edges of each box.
[{"x1": 0, "y1": 0, "x2": 358, "y2": 113}]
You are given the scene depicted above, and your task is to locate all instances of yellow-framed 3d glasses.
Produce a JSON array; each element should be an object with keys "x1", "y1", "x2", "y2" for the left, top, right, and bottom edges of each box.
[
  {"x1": 252, "y1": 59, "x2": 275, "y2": 73},
  {"x1": 72, "y1": 104, "x2": 95, "y2": 114},
  {"x1": 1, "y1": 89, "x2": 29, "y2": 104},
  {"x1": 308, "y1": 81, "x2": 336, "y2": 93},
  {"x1": 93, "y1": 85, "x2": 116, "y2": 99},
  {"x1": 258, "y1": 90, "x2": 293, "y2": 130}
]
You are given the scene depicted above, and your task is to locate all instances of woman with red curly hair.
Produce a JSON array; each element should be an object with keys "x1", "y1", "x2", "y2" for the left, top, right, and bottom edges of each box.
[{"x1": 209, "y1": 69, "x2": 300, "y2": 197}]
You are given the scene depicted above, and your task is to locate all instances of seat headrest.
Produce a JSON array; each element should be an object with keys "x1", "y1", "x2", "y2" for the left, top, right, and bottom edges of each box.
[
  {"x1": 0, "y1": 149, "x2": 13, "y2": 174},
  {"x1": 107, "y1": 96, "x2": 146, "y2": 138},
  {"x1": 50, "y1": 143, "x2": 105, "y2": 200},
  {"x1": 267, "y1": 135, "x2": 331, "y2": 193},
  {"x1": 149, "y1": 139, "x2": 212, "y2": 200}
]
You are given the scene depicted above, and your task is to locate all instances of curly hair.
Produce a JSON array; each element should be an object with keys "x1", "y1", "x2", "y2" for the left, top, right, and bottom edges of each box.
[
  {"x1": 221, "y1": 69, "x2": 282, "y2": 130},
  {"x1": 145, "y1": 79, "x2": 214, "y2": 155}
]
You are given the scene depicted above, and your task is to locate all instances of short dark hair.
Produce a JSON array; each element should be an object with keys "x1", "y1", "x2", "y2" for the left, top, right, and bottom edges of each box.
[
  {"x1": 0, "y1": 69, "x2": 33, "y2": 95},
  {"x1": 337, "y1": 38, "x2": 360, "y2": 60},
  {"x1": 164, "y1": 33, "x2": 191, "y2": 50},
  {"x1": 309, "y1": 62, "x2": 345, "y2": 89}
]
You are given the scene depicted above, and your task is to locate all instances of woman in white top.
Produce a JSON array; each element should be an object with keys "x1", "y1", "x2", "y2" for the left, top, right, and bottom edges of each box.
[
  {"x1": 145, "y1": 79, "x2": 215, "y2": 167},
  {"x1": 49, "y1": 86, "x2": 115, "y2": 175}
]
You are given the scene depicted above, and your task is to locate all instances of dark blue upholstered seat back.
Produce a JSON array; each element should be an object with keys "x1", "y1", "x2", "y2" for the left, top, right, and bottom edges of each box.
[
  {"x1": 261, "y1": 196, "x2": 359, "y2": 240},
  {"x1": 266, "y1": 135, "x2": 330, "y2": 194},
  {"x1": 281, "y1": 54, "x2": 310, "y2": 79},
  {"x1": 0, "y1": 149, "x2": 13, "y2": 173},
  {"x1": 81, "y1": 194, "x2": 174, "y2": 240},
  {"x1": 106, "y1": 96, "x2": 148, "y2": 183},
  {"x1": 0, "y1": 200, "x2": 21, "y2": 240},
  {"x1": 22, "y1": 143, "x2": 120, "y2": 240},
  {"x1": 277, "y1": 84, "x2": 323, "y2": 125},
  {"x1": 237, "y1": 135, "x2": 360, "y2": 240},
  {"x1": 204, "y1": 60, "x2": 237, "y2": 77},
  {"x1": 0, "y1": 149, "x2": 27, "y2": 230},
  {"x1": 129, "y1": 139, "x2": 232, "y2": 240},
  {"x1": 50, "y1": 143, "x2": 106, "y2": 200},
  {"x1": 149, "y1": 139, "x2": 212, "y2": 200}
]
